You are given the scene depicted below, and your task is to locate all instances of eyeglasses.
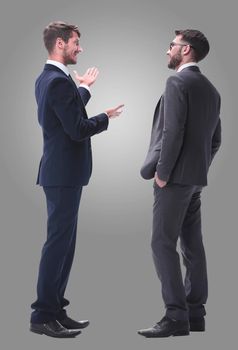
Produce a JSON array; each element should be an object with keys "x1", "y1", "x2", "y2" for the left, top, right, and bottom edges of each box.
[{"x1": 169, "y1": 42, "x2": 192, "y2": 50}]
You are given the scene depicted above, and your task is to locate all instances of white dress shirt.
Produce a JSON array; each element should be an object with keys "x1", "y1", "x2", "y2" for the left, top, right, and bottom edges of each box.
[{"x1": 177, "y1": 62, "x2": 198, "y2": 72}]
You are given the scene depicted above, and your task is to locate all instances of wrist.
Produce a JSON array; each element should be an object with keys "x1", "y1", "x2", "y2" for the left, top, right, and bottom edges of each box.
[{"x1": 80, "y1": 83, "x2": 91, "y2": 93}]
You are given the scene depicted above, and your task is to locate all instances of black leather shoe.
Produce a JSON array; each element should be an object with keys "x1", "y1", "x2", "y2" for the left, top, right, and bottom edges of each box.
[
  {"x1": 138, "y1": 316, "x2": 190, "y2": 338},
  {"x1": 59, "y1": 316, "x2": 90, "y2": 330},
  {"x1": 30, "y1": 320, "x2": 81, "y2": 338},
  {"x1": 189, "y1": 317, "x2": 205, "y2": 332}
]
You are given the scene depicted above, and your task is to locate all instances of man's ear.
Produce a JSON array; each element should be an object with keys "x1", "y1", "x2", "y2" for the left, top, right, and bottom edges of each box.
[
  {"x1": 56, "y1": 37, "x2": 65, "y2": 49},
  {"x1": 183, "y1": 45, "x2": 192, "y2": 56}
]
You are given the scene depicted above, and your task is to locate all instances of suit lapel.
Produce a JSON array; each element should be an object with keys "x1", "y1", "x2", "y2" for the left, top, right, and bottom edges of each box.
[{"x1": 44, "y1": 64, "x2": 88, "y2": 118}]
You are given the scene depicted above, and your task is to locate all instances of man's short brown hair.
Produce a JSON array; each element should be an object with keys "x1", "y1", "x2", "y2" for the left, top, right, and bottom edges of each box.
[{"x1": 43, "y1": 21, "x2": 80, "y2": 53}]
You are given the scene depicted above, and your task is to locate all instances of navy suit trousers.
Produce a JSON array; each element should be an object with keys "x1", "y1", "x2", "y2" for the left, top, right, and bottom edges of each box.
[
  {"x1": 31, "y1": 186, "x2": 82, "y2": 323},
  {"x1": 151, "y1": 182, "x2": 208, "y2": 321}
]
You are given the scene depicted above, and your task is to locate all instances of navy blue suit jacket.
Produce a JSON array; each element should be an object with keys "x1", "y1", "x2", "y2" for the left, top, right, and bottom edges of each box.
[{"x1": 36, "y1": 64, "x2": 109, "y2": 186}]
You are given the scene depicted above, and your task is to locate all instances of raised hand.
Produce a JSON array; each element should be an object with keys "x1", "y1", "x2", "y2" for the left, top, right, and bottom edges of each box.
[{"x1": 73, "y1": 67, "x2": 99, "y2": 87}]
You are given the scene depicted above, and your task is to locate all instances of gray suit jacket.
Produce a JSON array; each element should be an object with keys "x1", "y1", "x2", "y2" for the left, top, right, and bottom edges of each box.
[{"x1": 140, "y1": 66, "x2": 221, "y2": 186}]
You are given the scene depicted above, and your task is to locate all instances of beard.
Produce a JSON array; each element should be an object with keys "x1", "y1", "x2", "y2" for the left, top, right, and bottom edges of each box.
[
  {"x1": 62, "y1": 49, "x2": 77, "y2": 65},
  {"x1": 168, "y1": 50, "x2": 182, "y2": 70}
]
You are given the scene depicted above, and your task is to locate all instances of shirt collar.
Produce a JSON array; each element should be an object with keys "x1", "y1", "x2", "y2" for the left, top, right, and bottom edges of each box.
[
  {"x1": 46, "y1": 59, "x2": 69, "y2": 76},
  {"x1": 177, "y1": 62, "x2": 198, "y2": 73}
]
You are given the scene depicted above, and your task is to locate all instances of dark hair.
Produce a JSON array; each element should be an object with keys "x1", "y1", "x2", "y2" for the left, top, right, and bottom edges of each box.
[
  {"x1": 175, "y1": 29, "x2": 210, "y2": 62},
  {"x1": 43, "y1": 21, "x2": 80, "y2": 53}
]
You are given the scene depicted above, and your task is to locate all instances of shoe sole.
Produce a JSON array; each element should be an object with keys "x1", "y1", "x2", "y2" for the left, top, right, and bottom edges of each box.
[
  {"x1": 30, "y1": 328, "x2": 80, "y2": 338},
  {"x1": 173, "y1": 330, "x2": 190, "y2": 336},
  {"x1": 139, "y1": 330, "x2": 190, "y2": 338}
]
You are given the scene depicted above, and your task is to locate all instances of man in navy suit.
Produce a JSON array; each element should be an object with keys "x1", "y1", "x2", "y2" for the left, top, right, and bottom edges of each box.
[
  {"x1": 138, "y1": 29, "x2": 221, "y2": 337},
  {"x1": 30, "y1": 21, "x2": 123, "y2": 338}
]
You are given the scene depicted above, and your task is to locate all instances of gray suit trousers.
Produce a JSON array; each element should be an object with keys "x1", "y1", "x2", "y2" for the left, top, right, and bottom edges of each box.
[{"x1": 152, "y1": 182, "x2": 208, "y2": 321}]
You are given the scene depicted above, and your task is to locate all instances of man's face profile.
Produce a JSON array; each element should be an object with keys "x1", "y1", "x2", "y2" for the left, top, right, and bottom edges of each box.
[{"x1": 61, "y1": 31, "x2": 82, "y2": 65}]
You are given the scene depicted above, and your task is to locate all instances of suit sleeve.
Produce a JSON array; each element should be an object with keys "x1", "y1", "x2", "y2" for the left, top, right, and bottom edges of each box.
[
  {"x1": 78, "y1": 86, "x2": 91, "y2": 106},
  {"x1": 48, "y1": 78, "x2": 108, "y2": 142},
  {"x1": 156, "y1": 76, "x2": 187, "y2": 182},
  {"x1": 211, "y1": 118, "x2": 221, "y2": 163}
]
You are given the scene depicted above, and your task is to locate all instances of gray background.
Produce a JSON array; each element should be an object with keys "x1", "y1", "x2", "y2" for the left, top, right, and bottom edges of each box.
[{"x1": 0, "y1": 0, "x2": 237, "y2": 348}]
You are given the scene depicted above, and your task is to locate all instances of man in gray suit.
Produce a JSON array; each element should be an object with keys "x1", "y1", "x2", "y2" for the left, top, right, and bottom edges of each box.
[{"x1": 138, "y1": 29, "x2": 221, "y2": 338}]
